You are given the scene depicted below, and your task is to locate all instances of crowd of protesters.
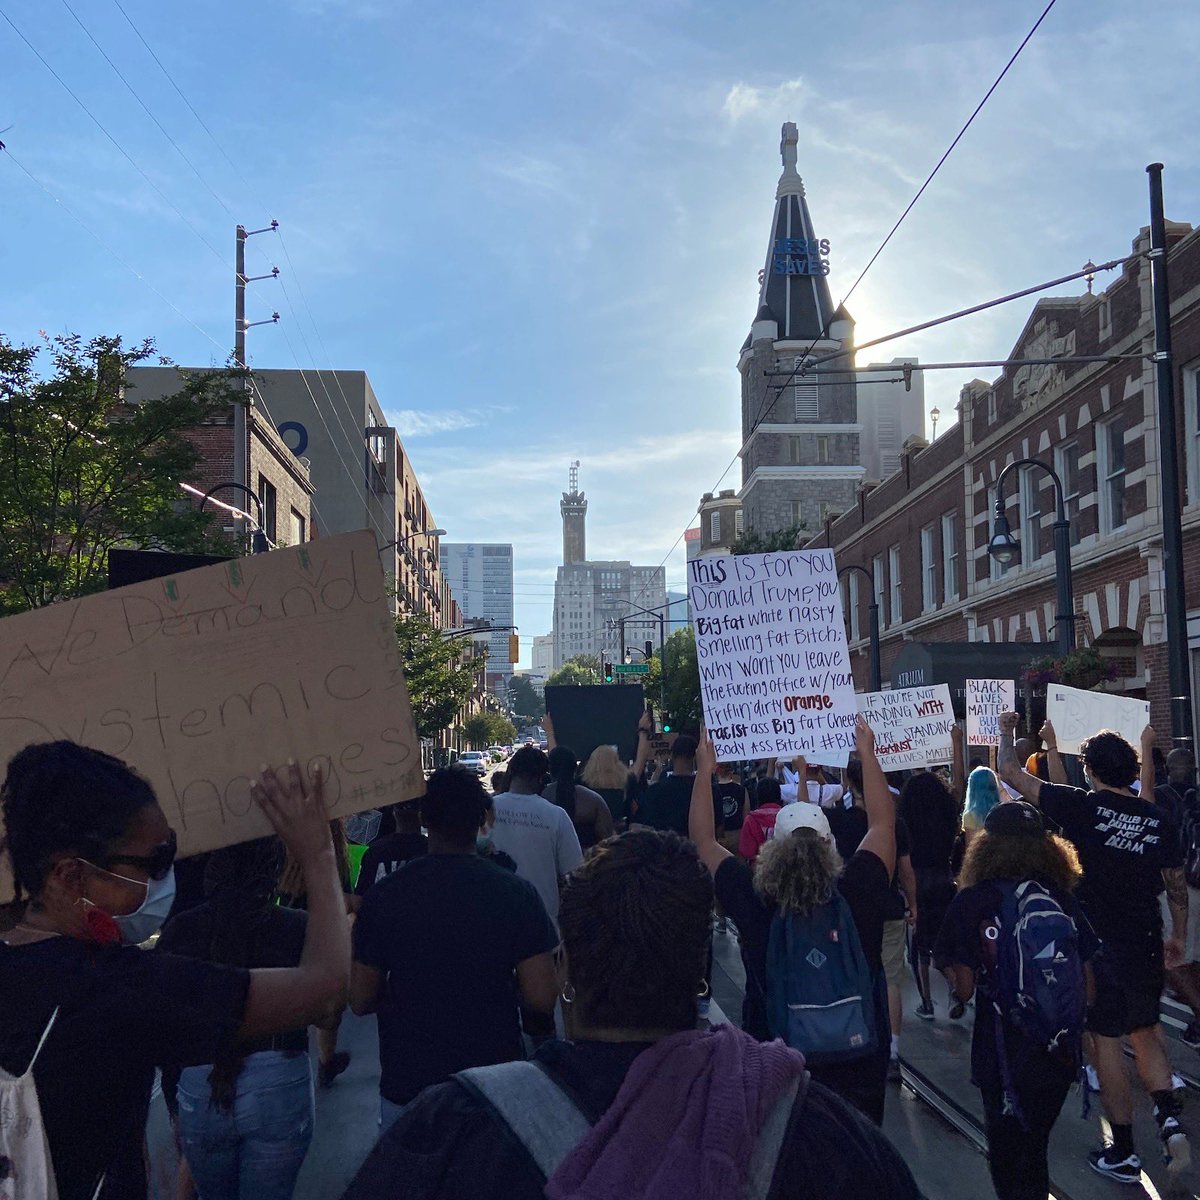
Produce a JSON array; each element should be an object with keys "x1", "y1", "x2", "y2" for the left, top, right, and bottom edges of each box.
[{"x1": 1, "y1": 697, "x2": 1198, "y2": 1200}]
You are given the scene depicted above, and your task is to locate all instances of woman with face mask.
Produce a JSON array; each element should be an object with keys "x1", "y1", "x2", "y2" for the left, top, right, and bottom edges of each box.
[{"x1": 0, "y1": 740, "x2": 350, "y2": 1200}]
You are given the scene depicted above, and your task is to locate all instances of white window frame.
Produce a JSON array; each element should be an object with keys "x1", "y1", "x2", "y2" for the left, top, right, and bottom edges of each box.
[
  {"x1": 735, "y1": 509, "x2": 744, "y2": 537},
  {"x1": 1185, "y1": 365, "x2": 1200, "y2": 506},
  {"x1": 844, "y1": 570, "x2": 861, "y2": 641},
  {"x1": 788, "y1": 435, "x2": 802, "y2": 464},
  {"x1": 872, "y1": 555, "x2": 886, "y2": 629},
  {"x1": 888, "y1": 545, "x2": 902, "y2": 626},
  {"x1": 710, "y1": 511, "x2": 721, "y2": 543},
  {"x1": 1019, "y1": 468, "x2": 1041, "y2": 564},
  {"x1": 1098, "y1": 415, "x2": 1128, "y2": 533},
  {"x1": 793, "y1": 357, "x2": 819, "y2": 421},
  {"x1": 941, "y1": 512, "x2": 959, "y2": 603},
  {"x1": 816, "y1": 434, "x2": 830, "y2": 464},
  {"x1": 920, "y1": 526, "x2": 936, "y2": 609},
  {"x1": 1054, "y1": 441, "x2": 1083, "y2": 547},
  {"x1": 789, "y1": 500, "x2": 804, "y2": 528}
]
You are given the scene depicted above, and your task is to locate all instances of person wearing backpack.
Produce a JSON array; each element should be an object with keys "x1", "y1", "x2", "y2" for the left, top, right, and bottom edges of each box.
[
  {"x1": 341, "y1": 828, "x2": 920, "y2": 1200},
  {"x1": 998, "y1": 712, "x2": 1190, "y2": 1184},
  {"x1": 934, "y1": 801, "x2": 1098, "y2": 1200},
  {"x1": 690, "y1": 719, "x2": 896, "y2": 1124}
]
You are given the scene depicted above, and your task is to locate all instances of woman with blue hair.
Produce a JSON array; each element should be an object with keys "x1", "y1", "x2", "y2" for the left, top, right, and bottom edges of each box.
[{"x1": 962, "y1": 766, "x2": 1004, "y2": 848}]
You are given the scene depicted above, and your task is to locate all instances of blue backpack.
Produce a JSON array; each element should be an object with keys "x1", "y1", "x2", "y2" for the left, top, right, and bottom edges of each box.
[
  {"x1": 764, "y1": 890, "x2": 880, "y2": 1065},
  {"x1": 982, "y1": 880, "x2": 1087, "y2": 1122}
]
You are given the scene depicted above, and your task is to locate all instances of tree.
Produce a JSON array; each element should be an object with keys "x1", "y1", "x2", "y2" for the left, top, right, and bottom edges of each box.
[
  {"x1": 463, "y1": 711, "x2": 517, "y2": 748},
  {"x1": 545, "y1": 654, "x2": 602, "y2": 688},
  {"x1": 644, "y1": 627, "x2": 703, "y2": 732},
  {"x1": 732, "y1": 523, "x2": 808, "y2": 555},
  {"x1": 394, "y1": 614, "x2": 486, "y2": 739},
  {"x1": 507, "y1": 674, "x2": 545, "y2": 722},
  {"x1": 0, "y1": 333, "x2": 237, "y2": 612}
]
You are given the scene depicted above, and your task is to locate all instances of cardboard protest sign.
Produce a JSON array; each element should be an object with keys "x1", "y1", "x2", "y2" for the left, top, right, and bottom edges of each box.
[
  {"x1": 1045, "y1": 684, "x2": 1149, "y2": 756},
  {"x1": 0, "y1": 530, "x2": 422, "y2": 896},
  {"x1": 966, "y1": 678, "x2": 1016, "y2": 747},
  {"x1": 688, "y1": 549, "x2": 858, "y2": 766},
  {"x1": 858, "y1": 685, "x2": 955, "y2": 772}
]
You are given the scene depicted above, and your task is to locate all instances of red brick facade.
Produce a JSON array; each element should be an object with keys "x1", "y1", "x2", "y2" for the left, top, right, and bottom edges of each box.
[{"x1": 805, "y1": 218, "x2": 1200, "y2": 739}]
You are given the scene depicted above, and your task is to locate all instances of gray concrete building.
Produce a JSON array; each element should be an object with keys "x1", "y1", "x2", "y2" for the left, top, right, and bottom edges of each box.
[
  {"x1": 737, "y1": 123, "x2": 865, "y2": 536},
  {"x1": 440, "y1": 543, "x2": 515, "y2": 692}
]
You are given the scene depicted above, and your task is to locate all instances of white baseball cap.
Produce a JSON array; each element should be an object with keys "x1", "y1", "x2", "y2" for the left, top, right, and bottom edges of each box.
[{"x1": 773, "y1": 801, "x2": 832, "y2": 842}]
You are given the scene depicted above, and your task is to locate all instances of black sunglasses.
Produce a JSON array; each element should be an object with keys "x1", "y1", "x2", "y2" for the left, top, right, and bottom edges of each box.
[{"x1": 104, "y1": 830, "x2": 178, "y2": 881}]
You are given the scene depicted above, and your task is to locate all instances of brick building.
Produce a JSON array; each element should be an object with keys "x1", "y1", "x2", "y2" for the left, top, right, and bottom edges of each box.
[
  {"x1": 123, "y1": 367, "x2": 314, "y2": 548},
  {"x1": 804, "y1": 216, "x2": 1200, "y2": 740}
]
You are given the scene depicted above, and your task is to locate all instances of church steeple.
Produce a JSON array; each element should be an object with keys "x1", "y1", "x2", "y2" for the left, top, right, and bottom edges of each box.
[{"x1": 753, "y1": 122, "x2": 836, "y2": 343}]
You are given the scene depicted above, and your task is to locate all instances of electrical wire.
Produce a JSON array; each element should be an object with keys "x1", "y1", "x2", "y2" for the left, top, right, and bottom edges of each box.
[{"x1": 632, "y1": 0, "x2": 1061, "y2": 608}]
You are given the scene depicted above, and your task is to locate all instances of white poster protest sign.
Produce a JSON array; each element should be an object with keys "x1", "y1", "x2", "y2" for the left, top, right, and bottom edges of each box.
[
  {"x1": 966, "y1": 678, "x2": 1016, "y2": 747},
  {"x1": 0, "y1": 531, "x2": 423, "y2": 898},
  {"x1": 858, "y1": 685, "x2": 955, "y2": 772},
  {"x1": 1045, "y1": 684, "x2": 1149, "y2": 756},
  {"x1": 688, "y1": 549, "x2": 858, "y2": 766}
]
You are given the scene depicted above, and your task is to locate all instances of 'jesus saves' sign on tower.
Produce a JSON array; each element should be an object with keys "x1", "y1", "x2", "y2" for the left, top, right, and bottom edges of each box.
[{"x1": 688, "y1": 550, "x2": 858, "y2": 766}]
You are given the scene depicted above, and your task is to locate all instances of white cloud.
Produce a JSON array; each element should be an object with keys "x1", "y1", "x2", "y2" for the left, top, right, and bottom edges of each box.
[
  {"x1": 388, "y1": 406, "x2": 509, "y2": 437},
  {"x1": 722, "y1": 79, "x2": 807, "y2": 123}
]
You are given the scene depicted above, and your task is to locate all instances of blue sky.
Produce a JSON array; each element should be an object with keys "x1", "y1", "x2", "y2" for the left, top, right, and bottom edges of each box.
[{"x1": 3, "y1": 0, "x2": 1197, "y2": 664}]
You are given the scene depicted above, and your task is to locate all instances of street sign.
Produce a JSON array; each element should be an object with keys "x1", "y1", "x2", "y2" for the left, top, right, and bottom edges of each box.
[{"x1": 614, "y1": 662, "x2": 649, "y2": 675}]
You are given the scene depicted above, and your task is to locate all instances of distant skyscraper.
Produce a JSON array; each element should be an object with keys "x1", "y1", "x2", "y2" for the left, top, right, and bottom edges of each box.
[
  {"x1": 440, "y1": 543, "x2": 515, "y2": 689},
  {"x1": 666, "y1": 591, "x2": 690, "y2": 635},
  {"x1": 560, "y1": 460, "x2": 587, "y2": 564},
  {"x1": 857, "y1": 359, "x2": 925, "y2": 481},
  {"x1": 532, "y1": 634, "x2": 556, "y2": 675}
]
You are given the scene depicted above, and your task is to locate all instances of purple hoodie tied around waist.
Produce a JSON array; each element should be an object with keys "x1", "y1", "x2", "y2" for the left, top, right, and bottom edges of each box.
[{"x1": 546, "y1": 1023, "x2": 805, "y2": 1200}]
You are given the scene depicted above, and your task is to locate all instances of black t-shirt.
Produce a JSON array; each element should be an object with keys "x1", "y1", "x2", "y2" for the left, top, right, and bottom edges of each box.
[
  {"x1": 882, "y1": 818, "x2": 911, "y2": 922},
  {"x1": 353, "y1": 852, "x2": 558, "y2": 1105},
  {"x1": 1039, "y1": 782, "x2": 1183, "y2": 952},
  {"x1": 0, "y1": 937, "x2": 249, "y2": 1200},
  {"x1": 826, "y1": 804, "x2": 868, "y2": 864},
  {"x1": 713, "y1": 851, "x2": 893, "y2": 1107},
  {"x1": 934, "y1": 879, "x2": 1099, "y2": 1089},
  {"x1": 637, "y1": 774, "x2": 721, "y2": 835},
  {"x1": 157, "y1": 902, "x2": 309, "y2": 1055},
  {"x1": 354, "y1": 831, "x2": 429, "y2": 895},
  {"x1": 716, "y1": 781, "x2": 747, "y2": 832},
  {"x1": 341, "y1": 1038, "x2": 920, "y2": 1200}
]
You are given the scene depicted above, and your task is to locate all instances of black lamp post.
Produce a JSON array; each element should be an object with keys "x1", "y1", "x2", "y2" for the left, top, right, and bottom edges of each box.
[
  {"x1": 377, "y1": 527, "x2": 447, "y2": 555},
  {"x1": 198, "y1": 482, "x2": 270, "y2": 554},
  {"x1": 988, "y1": 458, "x2": 1076, "y2": 656},
  {"x1": 837, "y1": 564, "x2": 881, "y2": 692}
]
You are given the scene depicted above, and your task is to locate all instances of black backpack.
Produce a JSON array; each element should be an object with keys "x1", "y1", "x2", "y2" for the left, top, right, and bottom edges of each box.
[{"x1": 1175, "y1": 787, "x2": 1200, "y2": 889}]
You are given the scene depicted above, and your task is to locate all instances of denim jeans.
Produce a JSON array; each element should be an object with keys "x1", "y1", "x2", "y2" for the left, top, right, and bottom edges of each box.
[{"x1": 177, "y1": 1050, "x2": 314, "y2": 1200}]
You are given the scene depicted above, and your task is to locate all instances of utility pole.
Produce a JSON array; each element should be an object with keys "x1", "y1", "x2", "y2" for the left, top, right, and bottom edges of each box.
[
  {"x1": 233, "y1": 222, "x2": 280, "y2": 544},
  {"x1": 1146, "y1": 164, "x2": 1194, "y2": 751}
]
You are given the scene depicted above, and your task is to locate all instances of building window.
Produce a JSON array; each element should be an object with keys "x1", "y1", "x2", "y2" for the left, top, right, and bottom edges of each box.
[
  {"x1": 1185, "y1": 365, "x2": 1200, "y2": 505},
  {"x1": 735, "y1": 509, "x2": 744, "y2": 538},
  {"x1": 794, "y1": 358, "x2": 818, "y2": 421},
  {"x1": 1098, "y1": 414, "x2": 1128, "y2": 532},
  {"x1": 1019, "y1": 467, "x2": 1041, "y2": 563},
  {"x1": 789, "y1": 500, "x2": 804, "y2": 528},
  {"x1": 290, "y1": 508, "x2": 306, "y2": 546},
  {"x1": 941, "y1": 512, "x2": 959, "y2": 602},
  {"x1": 257, "y1": 474, "x2": 277, "y2": 543},
  {"x1": 1098, "y1": 295, "x2": 1112, "y2": 343},
  {"x1": 1054, "y1": 441, "x2": 1083, "y2": 545},
  {"x1": 816, "y1": 435, "x2": 830, "y2": 464},
  {"x1": 888, "y1": 545, "x2": 902, "y2": 626},
  {"x1": 710, "y1": 511, "x2": 721, "y2": 543},
  {"x1": 920, "y1": 526, "x2": 936, "y2": 609},
  {"x1": 987, "y1": 390, "x2": 997, "y2": 426},
  {"x1": 788, "y1": 435, "x2": 802, "y2": 464},
  {"x1": 844, "y1": 570, "x2": 861, "y2": 641},
  {"x1": 872, "y1": 555, "x2": 886, "y2": 629}
]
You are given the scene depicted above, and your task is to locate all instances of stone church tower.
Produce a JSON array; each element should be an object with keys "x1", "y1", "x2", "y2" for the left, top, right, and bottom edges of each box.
[{"x1": 739, "y1": 123, "x2": 863, "y2": 538}]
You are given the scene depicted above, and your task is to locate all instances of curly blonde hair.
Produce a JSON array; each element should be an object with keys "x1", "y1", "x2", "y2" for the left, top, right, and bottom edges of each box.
[
  {"x1": 753, "y1": 828, "x2": 844, "y2": 916},
  {"x1": 581, "y1": 744, "x2": 634, "y2": 792}
]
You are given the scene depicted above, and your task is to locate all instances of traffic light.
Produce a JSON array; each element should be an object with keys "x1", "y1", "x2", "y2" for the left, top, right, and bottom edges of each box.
[
  {"x1": 662, "y1": 716, "x2": 672, "y2": 733},
  {"x1": 644, "y1": 640, "x2": 653, "y2": 661},
  {"x1": 603, "y1": 661, "x2": 613, "y2": 682},
  {"x1": 508, "y1": 633, "x2": 519, "y2": 663}
]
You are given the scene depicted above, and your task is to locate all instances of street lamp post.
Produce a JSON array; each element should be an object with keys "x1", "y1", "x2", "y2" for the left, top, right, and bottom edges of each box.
[
  {"x1": 837, "y1": 565, "x2": 881, "y2": 692},
  {"x1": 988, "y1": 458, "x2": 1076, "y2": 656},
  {"x1": 377, "y1": 527, "x2": 447, "y2": 555},
  {"x1": 197, "y1": 482, "x2": 271, "y2": 554},
  {"x1": 1146, "y1": 163, "x2": 1195, "y2": 752}
]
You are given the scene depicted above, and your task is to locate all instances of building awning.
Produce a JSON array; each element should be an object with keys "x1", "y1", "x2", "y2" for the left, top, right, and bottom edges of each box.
[{"x1": 887, "y1": 641, "x2": 1055, "y2": 712}]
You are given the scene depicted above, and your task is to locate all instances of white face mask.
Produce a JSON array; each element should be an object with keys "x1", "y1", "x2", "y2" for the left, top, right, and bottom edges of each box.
[{"x1": 79, "y1": 862, "x2": 177, "y2": 945}]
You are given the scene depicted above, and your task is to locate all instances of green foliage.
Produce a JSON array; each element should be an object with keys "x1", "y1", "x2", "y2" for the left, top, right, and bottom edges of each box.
[
  {"x1": 1023, "y1": 646, "x2": 1117, "y2": 690},
  {"x1": 644, "y1": 627, "x2": 703, "y2": 732},
  {"x1": 731, "y1": 524, "x2": 808, "y2": 555},
  {"x1": 394, "y1": 613, "x2": 486, "y2": 740},
  {"x1": 545, "y1": 654, "x2": 602, "y2": 688},
  {"x1": 463, "y1": 710, "x2": 517, "y2": 748},
  {"x1": 507, "y1": 674, "x2": 546, "y2": 721},
  {"x1": 0, "y1": 333, "x2": 237, "y2": 612}
]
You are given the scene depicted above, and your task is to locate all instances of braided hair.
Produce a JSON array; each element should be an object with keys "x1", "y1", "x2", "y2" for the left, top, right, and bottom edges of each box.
[
  {"x1": 1, "y1": 740, "x2": 157, "y2": 902},
  {"x1": 558, "y1": 830, "x2": 713, "y2": 1032}
]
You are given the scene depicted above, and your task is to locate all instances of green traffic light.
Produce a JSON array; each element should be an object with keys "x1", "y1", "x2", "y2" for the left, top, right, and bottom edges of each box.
[{"x1": 663, "y1": 722, "x2": 672, "y2": 733}]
